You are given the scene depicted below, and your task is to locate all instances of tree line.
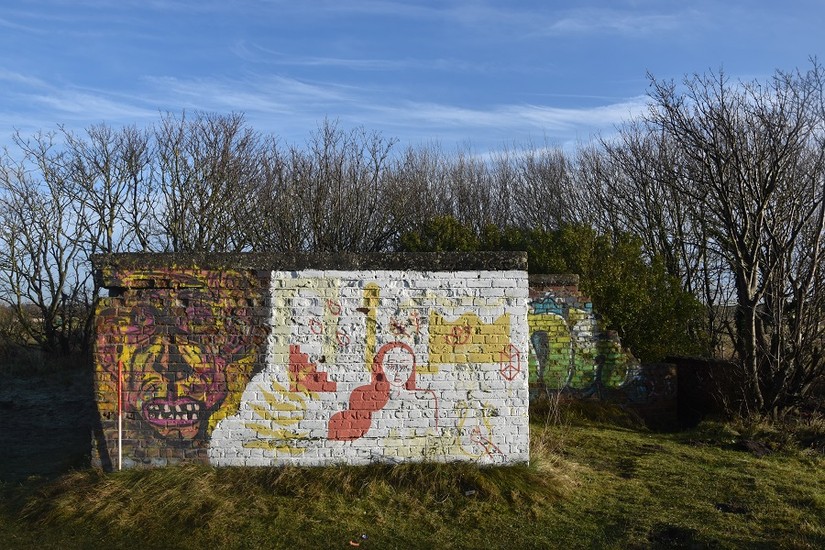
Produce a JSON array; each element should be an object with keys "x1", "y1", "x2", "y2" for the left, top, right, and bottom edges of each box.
[{"x1": 1, "y1": 62, "x2": 823, "y2": 416}]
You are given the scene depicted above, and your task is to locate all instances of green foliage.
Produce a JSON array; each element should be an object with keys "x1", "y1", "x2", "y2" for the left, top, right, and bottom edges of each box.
[
  {"x1": 400, "y1": 217, "x2": 705, "y2": 362},
  {"x1": 398, "y1": 215, "x2": 480, "y2": 252},
  {"x1": 578, "y1": 234, "x2": 705, "y2": 362}
]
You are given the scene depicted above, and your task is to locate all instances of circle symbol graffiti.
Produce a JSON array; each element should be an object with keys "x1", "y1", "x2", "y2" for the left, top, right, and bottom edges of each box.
[
  {"x1": 445, "y1": 325, "x2": 471, "y2": 345},
  {"x1": 326, "y1": 299, "x2": 341, "y2": 316},
  {"x1": 309, "y1": 318, "x2": 324, "y2": 335},
  {"x1": 336, "y1": 329, "x2": 351, "y2": 346}
]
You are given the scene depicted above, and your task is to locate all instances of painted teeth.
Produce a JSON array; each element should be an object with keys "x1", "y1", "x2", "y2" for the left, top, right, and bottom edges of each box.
[{"x1": 146, "y1": 403, "x2": 201, "y2": 421}]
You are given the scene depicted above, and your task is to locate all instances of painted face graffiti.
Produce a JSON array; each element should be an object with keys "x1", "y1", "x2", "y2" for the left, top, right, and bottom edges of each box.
[
  {"x1": 382, "y1": 344, "x2": 416, "y2": 388},
  {"x1": 96, "y1": 273, "x2": 264, "y2": 440},
  {"x1": 126, "y1": 301, "x2": 228, "y2": 438}
]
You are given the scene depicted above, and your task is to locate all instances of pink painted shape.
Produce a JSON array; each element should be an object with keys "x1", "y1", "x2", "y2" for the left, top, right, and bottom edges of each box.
[
  {"x1": 327, "y1": 342, "x2": 414, "y2": 441},
  {"x1": 327, "y1": 383, "x2": 390, "y2": 440}
]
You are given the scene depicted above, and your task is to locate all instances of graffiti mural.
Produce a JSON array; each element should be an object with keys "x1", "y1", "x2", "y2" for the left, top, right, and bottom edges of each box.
[
  {"x1": 92, "y1": 256, "x2": 684, "y2": 466},
  {"x1": 94, "y1": 269, "x2": 269, "y2": 466},
  {"x1": 525, "y1": 278, "x2": 676, "y2": 425},
  {"x1": 207, "y1": 270, "x2": 530, "y2": 466},
  {"x1": 527, "y1": 287, "x2": 636, "y2": 395},
  {"x1": 92, "y1": 256, "x2": 530, "y2": 469}
]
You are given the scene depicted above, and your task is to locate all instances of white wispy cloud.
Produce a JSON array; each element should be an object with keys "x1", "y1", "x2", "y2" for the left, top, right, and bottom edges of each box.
[
  {"x1": 143, "y1": 74, "x2": 360, "y2": 112},
  {"x1": 0, "y1": 69, "x2": 49, "y2": 88},
  {"x1": 364, "y1": 97, "x2": 646, "y2": 136},
  {"x1": 0, "y1": 69, "x2": 159, "y2": 142},
  {"x1": 507, "y1": 99, "x2": 649, "y2": 130},
  {"x1": 279, "y1": 2, "x2": 701, "y2": 40},
  {"x1": 22, "y1": 69, "x2": 642, "y2": 149},
  {"x1": 546, "y1": 9, "x2": 689, "y2": 35},
  {"x1": 0, "y1": 15, "x2": 45, "y2": 33},
  {"x1": 231, "y1": 43, "x2": 412, "y2": 71},
  {"x1": 232, "y1": 42, "x2": 487, "y2": 74},
  {"x1": 200, "y1": 90, "x2": 608, "y2": 153},
  {"x1": 30, "y1": 89, "x2": 157, "y2": 120},
  {"x1": 245, "y1": 0, "x2": 440, "y2": 19},
  {"x1": 131, "y1": 70, "x2": 644, "y2": 151}
]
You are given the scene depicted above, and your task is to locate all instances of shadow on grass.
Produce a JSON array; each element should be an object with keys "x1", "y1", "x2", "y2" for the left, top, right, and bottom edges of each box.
[{"x1": 0, "y1": 359, "x2": 96, "y2": 483}]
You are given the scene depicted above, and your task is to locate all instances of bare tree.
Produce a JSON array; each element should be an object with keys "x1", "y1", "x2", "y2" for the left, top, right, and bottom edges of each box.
[
  {"x1": 241, "y1": 136, "x2": 306, "y2": 252},
  {"x1": 152, "y1": 111, "x2": 264, "y2": 252},
  {"x1": 0, "y1": 132, "x2": 91, "y2": 353},
  {"x1": 644, "y1": 63, "x2": 825, "y2": 414},
  {"x1": 509, "y1": 145, "x2": 574, "y2": 231},
  {"x1": 63, "y1": 123, "x2": 156, "y2": 255},
  {"x1": 576, "y1": 127, "x2": 729, "y2": 355},
  {"x1": 384, "y1": 143, "x2": 455, "y2": 241},
  {"x1": 442, "y1": 148, "x2": 499, "y2": 233}
]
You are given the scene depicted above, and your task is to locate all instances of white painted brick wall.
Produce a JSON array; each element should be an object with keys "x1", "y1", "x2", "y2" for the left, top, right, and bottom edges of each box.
[{"x1": 209, "y1": 269, "x2": 530, "y2": 466}]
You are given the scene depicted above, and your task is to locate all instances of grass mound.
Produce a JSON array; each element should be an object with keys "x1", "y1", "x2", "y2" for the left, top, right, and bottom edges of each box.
[
  {"x1": 1, "y1": 403, "x2": 823, "y2": 549},
  {"x1": 2, "y1": 434, "x2": 574, "y2": 549}
]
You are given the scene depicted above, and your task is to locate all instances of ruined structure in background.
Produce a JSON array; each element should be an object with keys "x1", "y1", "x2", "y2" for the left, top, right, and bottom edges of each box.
[{"x1": 528, "y1": 275, "x2": 677, "y2": 428}]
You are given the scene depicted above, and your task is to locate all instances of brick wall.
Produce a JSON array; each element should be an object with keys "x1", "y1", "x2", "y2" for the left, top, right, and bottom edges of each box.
[
  {"x1": 92, "y1": 253, "x2": 530, "y2": 468},
  {"x1": 528, "y1": 275, "x2": 638, "y2": 393}
]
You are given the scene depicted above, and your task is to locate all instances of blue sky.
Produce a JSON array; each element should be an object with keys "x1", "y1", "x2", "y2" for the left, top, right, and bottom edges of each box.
[{"x1": 1, "y1": 0, "x2": 823, "y2": 152}]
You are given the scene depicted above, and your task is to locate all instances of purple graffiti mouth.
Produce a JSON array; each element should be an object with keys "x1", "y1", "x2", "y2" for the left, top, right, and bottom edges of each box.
[{"x1": 143, "y1": 398, "x2": 203, "y2": 427}]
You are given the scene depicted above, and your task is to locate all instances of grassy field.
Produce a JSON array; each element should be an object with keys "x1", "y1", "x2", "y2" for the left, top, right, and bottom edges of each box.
[{"x1": 1, "y1": 401, "x2": 823, "y2": 549}]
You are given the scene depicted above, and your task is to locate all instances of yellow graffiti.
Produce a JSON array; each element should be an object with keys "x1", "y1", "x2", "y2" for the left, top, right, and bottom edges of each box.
[
  {"x1": 527, "y1": 312, "x2": 568, "y2": 334},
  {"x1": 386, "y1": 428, "x2": 457, "y2": 460},
  {"x1": 456, "y1": 400, "x2": 498, "y2": 459},
  {"x1": 243, "y1": 380, "x2": 309, "y2": 455},
  {"x1": 428, "y1": 312, "x2": 511, "y2": 367},
  {"x1": 207, "y1": 354, "x2": 255, "y2": 433},
  {"x1": 362, "y1": 282, "x2": 380, "y2": 372}
]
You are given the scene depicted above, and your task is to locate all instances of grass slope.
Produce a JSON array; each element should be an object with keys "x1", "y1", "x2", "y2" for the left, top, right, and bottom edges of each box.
[{"x1": 1, "y1": 405, "x2": 823, "y2": 549}]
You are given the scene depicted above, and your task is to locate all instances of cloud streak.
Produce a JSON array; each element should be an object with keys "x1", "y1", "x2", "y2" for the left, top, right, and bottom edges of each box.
[
  {"x1": 142, "y1": 72, "x2": 647, "y2": 138},
  {"x1": 0, "y1": 62, "x2": 645, "y2": 151},
  {"x1": 544, "y1": 8, "x2": 694, "y2": 36}
]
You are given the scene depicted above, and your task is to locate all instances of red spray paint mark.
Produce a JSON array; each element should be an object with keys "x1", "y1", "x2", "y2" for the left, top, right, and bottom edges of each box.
[
  {"x1": 308, "y1": 318, "x2": 324, "y2": 335},
  {"x1": 336, "y1": 329, "x2": 351, "y2": 346},
  {"x1": 289, "y1": 345, "x2": 338, "y2": 393},
  {"x1": 326, "y1": 299, "x2": 342, "y2": 315},
  {"x1": 499, "y1": 344, "x2": 521, "y2": 381},
  {"x1": 389, "y1": 318, "x2": 409, "y2": 336},
  {"x1": 409, "y1": 310, "x2": 421, "y2": 335},
  {"x1": 470, "y1": 426, "x2": 505, "y2": 458},
  {"x1": 445, "y1": 325, "x2": 471, "y2": 345}
]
